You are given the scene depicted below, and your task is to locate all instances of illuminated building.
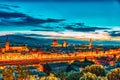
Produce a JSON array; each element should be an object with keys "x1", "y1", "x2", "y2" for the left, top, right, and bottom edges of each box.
[
  {"x1": 0, "y1": 37, "x2": 29, "y2": 53},
  {"x1": 51, "y1": 39, "x2": 69, "y2": 47},
  {"x1": 74, "y1": 38, "x2": 93, "y2": 49},
  {"x1": 89, "y1": 38, "x2": 93, "y2": 49},
  {"x1": 109, "y1": 61, "x2": 115, "y2": 66},
  {"x1": 51, "y1": 39, "x2": 60, "y2": 46},
  {"x1": 63, "y1": 40, "x2": 69, "y2": 47}
]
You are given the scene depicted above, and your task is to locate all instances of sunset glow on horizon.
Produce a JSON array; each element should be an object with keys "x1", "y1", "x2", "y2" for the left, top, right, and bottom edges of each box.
[{"x1": 0, "y1": 0, "x2": 120, "y2": 42}]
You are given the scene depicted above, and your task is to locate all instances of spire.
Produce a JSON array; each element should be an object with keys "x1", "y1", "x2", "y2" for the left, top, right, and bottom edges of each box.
[
  {"x1": 6, "y1": 36, "x2": 9, "y2": 42},
  {"x1": 5, "y1": 36, "x2": 9, "y2": 51},
  {"x1": 63, "y1": 40, "x2": 67, "y2": 47},
  {"x1": 90, "y1": 38, "x2": 92, "y2": 46},
  {"x1": 64, "y1": 40, "x2": 67, "y2": 44},
  {"x1": 89, "y1": 38, "x2": 92, "y2": 49},
  {"x1": 90, "y1": 38, "x2": 92, "y2": 43}
]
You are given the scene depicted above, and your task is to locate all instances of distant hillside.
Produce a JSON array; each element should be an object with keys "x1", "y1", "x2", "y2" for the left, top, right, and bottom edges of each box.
[
  {"x1": 0, "y1": 35, "x2": 120, "y2": 48},
  {"x1": 0, "y1": 35, "x2": 50, "y2": 48},
  {"x1": 0, "y1": 35, "x2": 89, "y2": 48}
]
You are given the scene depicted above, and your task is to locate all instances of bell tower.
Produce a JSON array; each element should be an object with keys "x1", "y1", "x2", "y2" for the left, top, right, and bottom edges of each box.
[
  {"x1": 63, "y1": 40, "x2": 67, "y2": 47},
  {"x1": 5, "y1": 37, "x2": 9, "y2": 51},
  {"x1": 89, "y1": 38, "x2": 92, "y2": 49}
]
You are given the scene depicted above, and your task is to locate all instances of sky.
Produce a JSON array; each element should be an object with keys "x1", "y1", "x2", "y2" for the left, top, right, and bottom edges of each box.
[{"x1": 0, "y1": 0, "x2": 120, "y2": 41}]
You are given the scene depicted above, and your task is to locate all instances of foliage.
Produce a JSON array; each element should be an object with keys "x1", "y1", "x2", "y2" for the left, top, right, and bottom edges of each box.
[
  {"x1": 1, "y1": 65, "x2": 30, "y2": 80},
  {"x1": 1, "y1": 64, "x2": 120, "y2": 80},
  {"x1": 43, "y1": 63, "x2": 52, "y2": 75},
  {"x1": 65, "y1": 72, "x2": 84, "y2": 80},
  {"x1": 54, "y1": 70, "x2": 68, "y2": 80},
  {"x1": 80, "y1": 72, "x2": 97, "y2": 80},
  {"x1": 117, "y1": 56, "x2": 120, "y2": 62},
  {"x1": 97, "y1": 77, "x2": 108, "y2": 80},
  {"x1": 107, "y1": 68, "x2": 120, "y2": 80},
  {"x1": 66, "y1": 59, "x2": 94, "y2": 72},
  {"x1": 66, "y1": 64, "x2": 74, "y2": 72},
  {"x1": 82, "y1": 65, "x2": 106, "y2": 76},
  {"x1": 16, "y1": 65, "x2": 30, "y2": 80},
  {"x1": 40, "y1": 76, "x2": 61, "y2": 80},
  {"x1": 2, "y1": 66, "x2": 15, "y2": 80},
  {"x1": 72, "y1": 59, "x2": 94, "y2": 67}
]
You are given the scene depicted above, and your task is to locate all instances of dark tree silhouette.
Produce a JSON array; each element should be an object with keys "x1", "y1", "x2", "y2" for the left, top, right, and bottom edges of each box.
[
  {"x1": 43, "y1": 63, "x2": 51, "y2": 75},
  {"x1": 65, "y1": 72, "x2": 84, "y2": 80},
  {"x1": 107, "y1": 68, "x2": 120, "y2": 80},
  {"x1": 82, "y1": 65, "x2": 106, "y2": 76}
]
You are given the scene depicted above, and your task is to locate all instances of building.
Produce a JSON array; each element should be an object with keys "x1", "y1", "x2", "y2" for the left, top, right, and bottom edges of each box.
[
  {"x1": 0, "y1": 37, "x2": 29, "y2": 53},
  {"x1": 74, "y1": 38, "x2": 93, "y2": 50},
  {"x1": 51, "y1": 39, "x2": 69, "y2": 47},
  {"x1": 51, "y1": 39, "x2": 60, "y2": 47},
  {"x1": 63, "y1": 40, "x2": 69, "y2": 47},
  {"x1": 89, "y1": 38, "x2": 93, "y2": 49}
]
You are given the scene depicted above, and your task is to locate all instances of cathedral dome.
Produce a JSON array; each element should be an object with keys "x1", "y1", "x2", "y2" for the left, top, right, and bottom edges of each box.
[{"x1": 52, "y1": 39, "x2": 58, "y2": 46}]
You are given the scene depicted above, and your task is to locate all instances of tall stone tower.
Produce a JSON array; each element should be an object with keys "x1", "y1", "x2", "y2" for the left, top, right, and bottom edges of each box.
[
  {"x1": 63, "y1": 40, "x2": 68, "y2": 47},
  {"x1": 89, "y1": 38, "x2": 92, "y2": 49},
  {"x1": 5, "y1": 37, "x2": 9, "y2": 51},
  {"x1": 63, "y1": 40, "x2": 66, "y2": 47}
]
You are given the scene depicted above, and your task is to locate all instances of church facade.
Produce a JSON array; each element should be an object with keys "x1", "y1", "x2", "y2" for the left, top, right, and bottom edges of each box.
[
  {"x1": 0, "y1": 37, "x2": 29, "y2": 53},
  {"x1": 51, "y1": 39, "x2": 69, "y2": 47}
]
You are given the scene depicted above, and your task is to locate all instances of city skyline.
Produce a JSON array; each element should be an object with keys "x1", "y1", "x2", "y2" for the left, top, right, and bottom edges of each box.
[
  {"x1": 0, "y1": 1, "x2": 120, "y2": 79},
  {"x1": 0, "y1": 0, "x2": 120, "y2": 41}
]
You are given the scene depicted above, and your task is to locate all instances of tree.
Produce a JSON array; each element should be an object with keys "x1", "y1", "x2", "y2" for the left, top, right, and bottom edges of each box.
[
  {"x1": 80, "y1": 72, "x2": 97, "y2": 80},
  {"x1": 22, "y1": 67, "x2": 30, "y2": 79},
  {"x1": 107, "y1": 68, "x2": 120, "y2": 80},
  {"x1": 40, "y1": 76, "x2": 61, "y2": 80},
  {"x1": 15, "y1": 66, "x2": 24, "y2": 80},
  {"x1": 43, "y1": 63, "x2": 51, "y2": 75},
  {"x1": 117, "y1": 56, "x2": 120, "y2": 62},
  {"x1": 0, "y1": 69, "x2": 3, "y2": 80},
  {"x1": 66, "y1": 64, "x2": 74, "y2": 72},
  {"x1": 2, "y1": 66, "x2": 15, "y2": 80},
  {"x1": 82, "y1": 65, "x2": 106, "y2": 76},
  {"x1": 54, "y1": 70, "x2": 68, "y2": 80},
  {"x1": 15, "y1": 65, "x2": 30, "y2": 80},
  {"x1": 65, "y1": 72, "x2": 83, "y2": 80},
  {"x1": 97, "y1": 77, "x2": 108, "y2": 80}
]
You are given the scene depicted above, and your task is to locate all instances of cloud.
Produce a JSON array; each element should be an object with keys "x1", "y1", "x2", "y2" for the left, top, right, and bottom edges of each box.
[
  {"x1": 15, "y1": 33, "x2": 47, "y2": 37},
  {"x1": 65, "y1": 23, "x2": 110, "y2": 32},
  {"x1": 0, "y1": 31, "x2": 15, "y2": 36},
  {"x1": 0, "y1": 11, "x2": 65, "y2": 26},
  {"x1": 2, "y1": 30, "x2": 120, "y2": 41},
  {"x1": 0, "y1": 4, "x2": 19, "y2": 8},
  {"x1": 0, "y1": 4, "x2": 19, "y2": 12},
  {"x1": 31, "y1": 22, "x2": 112, "y2": 35},
  {"x1": 109, "y1": 31, "x2": 120, "y2": 37},
  {"x1": 0, "y1": 11, "x2": 26, "y2": 18},
  {"x1": 31, "y1": 29, "x2": 55, "y2": 32},
  {"x1": 11, "y1": 17, "x2": 65, "y2": 26}
]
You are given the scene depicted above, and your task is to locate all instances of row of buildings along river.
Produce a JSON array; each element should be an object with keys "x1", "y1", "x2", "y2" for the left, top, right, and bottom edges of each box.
[{"x1": 0, "y1": 37, "x2": 120, "y2": 66}]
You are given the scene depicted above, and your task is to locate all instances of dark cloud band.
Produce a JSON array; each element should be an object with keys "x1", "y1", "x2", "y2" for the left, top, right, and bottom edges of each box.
[
  {"x1": 65, "y1": 23, "x2": 110, "y2": 32},
  {"x1": 109, "y1": 31, "x2": 120, "y2": 37},
  {"x1": 0, "y1": 11, "x2": 65, "y2": 26}
]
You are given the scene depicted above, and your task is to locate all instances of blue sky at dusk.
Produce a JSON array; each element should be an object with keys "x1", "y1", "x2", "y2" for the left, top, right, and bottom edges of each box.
[{"x1": 0, "y1": 0, "x2": 120, "y2": 41}]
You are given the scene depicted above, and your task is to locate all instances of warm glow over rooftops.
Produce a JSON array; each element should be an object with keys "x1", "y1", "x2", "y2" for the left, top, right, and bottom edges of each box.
[{"x1": 0, "y1": 30, "x2": 119, "y2": 41}]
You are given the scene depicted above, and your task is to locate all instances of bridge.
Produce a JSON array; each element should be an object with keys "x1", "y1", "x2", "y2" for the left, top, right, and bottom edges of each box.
[
  {"x1": 0, "y1": 50, "x2": 120, "y2": 66},
  {"x1": 0, "y1": 57, "x2": 89, "y2": 66}
]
